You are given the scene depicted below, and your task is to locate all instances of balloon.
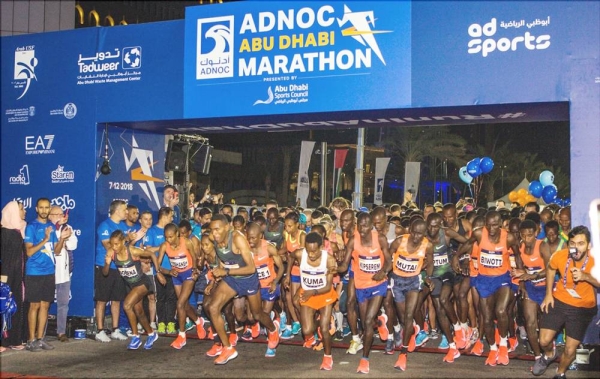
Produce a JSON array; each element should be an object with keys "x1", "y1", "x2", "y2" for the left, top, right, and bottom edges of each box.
[
  {"x1": 542, "y1": 184, "x2": 558, "y2": 204},
  {"x1": 563, "y1": 197, "x2": 571, "y2": 206},
  {"x1": 553, "y1": 198, "x2": 564, "y2": 207},
  {"x1": 526, "y1": 194, "x2": 536, "y2": 203},
  {"x1": 458, "y1": 166, "x2": 473, "y2": 184},
  {"x1": 539, "y1": 170, "x2": 555, "y2": 187},
  {"x1": 479, "y1": 157, "x2": 494, "y2": 174},
  {"x1": 466, "y1": 158, "x2": 482, "y2": 177},
  {"x1": 528, "y1": 180, "x2": 543, "y2": 198},
  {"x1": 508, "y1": 191, "x2": 519, "y2": 202},
  {"x1": 517, "y1": 196, "x2": 528, "y2": 207},
  {"x1": 517, "y1": 188, "x2": 528, "y2": 197}
]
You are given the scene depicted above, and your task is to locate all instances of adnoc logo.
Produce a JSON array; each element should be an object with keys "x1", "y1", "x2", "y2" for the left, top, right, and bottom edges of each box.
[
  {"x1": 196, "y1": 4, "x2": 392, "y2": 80},
  {"x1": 13, "y1": 46, "x2": 38, "y2": 100}
]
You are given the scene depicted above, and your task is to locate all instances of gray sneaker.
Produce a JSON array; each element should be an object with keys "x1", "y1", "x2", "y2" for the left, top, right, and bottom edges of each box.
[
  {"x1": 532, "y1": 353, "x2": 557, "y2": 376},
  {"x1": 38, "y1": 339, "x2": 55, "y2": 350},
  {"x1": 26, "y1": 339, "x2": 42, "y2": 352}
]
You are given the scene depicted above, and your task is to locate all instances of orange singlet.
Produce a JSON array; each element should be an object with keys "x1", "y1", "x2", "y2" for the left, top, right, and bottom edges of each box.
[
  {"x1": 165, "y1": 237, "x2": 194, "y2": 272},
  {"x1": 478, "y1": 228, "x2": 510, "y2": 276},
  {"x1": 392, "y1": 234, "x2": 428, "y2": 278},
  {"x1": 470, "y1": 241, "x2": 480, "y2": 278},
  {"x1": 286, "y1": 229, "x2": 305, "y2": 277},
  {"x1": 351, "y1": 230, "x2": 385, "y2": 289},
  {"x1": 253, "y1": 239, "x2": 277, "y2": 289},
  {"x1": 520, "y1": 240, "x2": 546, "y2": 287}
]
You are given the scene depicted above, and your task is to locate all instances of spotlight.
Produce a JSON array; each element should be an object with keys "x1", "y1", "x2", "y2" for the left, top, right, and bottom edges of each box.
[{"x1": 100, "y1": 159, "x2": 111, "y2": 175}]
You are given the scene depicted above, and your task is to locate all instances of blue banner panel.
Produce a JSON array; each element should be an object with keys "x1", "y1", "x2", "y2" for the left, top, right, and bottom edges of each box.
[
  {"x1": 411, "y1": 1, "x2": 592, "y2": 107},
  {"x1": 93, "y1": 22, "x2": 185, "y2": 122},
  {"x1": 184, "y1": 1, "x2": 411, "y2": 118},
  {"x1": 95, "y1": 128, "x2": 165, "y2": 220}
]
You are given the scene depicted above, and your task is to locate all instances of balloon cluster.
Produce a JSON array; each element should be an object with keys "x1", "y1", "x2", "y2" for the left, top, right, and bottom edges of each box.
[
  {"x1": 459, "y1": 157, "x2": 494, "y2": 184},
  {"x1": 507, "y1": 169, "x2": 566, "y2": 206}
]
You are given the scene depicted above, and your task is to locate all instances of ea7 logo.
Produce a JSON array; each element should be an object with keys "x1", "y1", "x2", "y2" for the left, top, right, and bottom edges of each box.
[{"x1": 25, "y1": 135, "x2": 55, "y2": 154}]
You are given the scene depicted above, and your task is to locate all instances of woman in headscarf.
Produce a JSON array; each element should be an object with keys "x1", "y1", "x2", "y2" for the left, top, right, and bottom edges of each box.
[{"x1": 1, "y1": 200, "x2": 27, "y2": 351}]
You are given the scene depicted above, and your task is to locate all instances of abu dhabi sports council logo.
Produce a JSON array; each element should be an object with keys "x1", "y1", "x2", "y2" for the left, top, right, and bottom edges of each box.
[
  {"x1": 9, "y1": 165, "x2": 30, "y2": 185},
  {"x1": 122, "y1": 47, "x2": 142, "y2": 69},
  {"x1": 123, "y1": 135, "x2": 163, "y2": 209},
  {"x1": 253, "y1": 86, "x2": 274, "y2": 105},
  {"x1": 196, "y1": 16, "x2": 234, "y2": 80},
  {"x1": 13, "y1": 46, "x2": 38, "y2": 100},
  {"x1": 337, "y1": 5, "x2": 391, "y2": 65}
]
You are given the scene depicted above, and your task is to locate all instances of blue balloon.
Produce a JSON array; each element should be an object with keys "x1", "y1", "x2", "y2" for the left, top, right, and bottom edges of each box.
[
  {"x1": 528, "y1": 180, "x2": 544, "y2": 198},
  {"x1": 542, "y1": 184, "x2": 558, "y2": 204},
  {"x1": 563, "y1": 197, "x2": 571, "y2": 206},
  {"x1": 458, "y1": 166, "x2": 473, "y2": 184},
  {"x1": 479, "y1": 157, "x2": 494, "y2": 174},
  {"x1": 539, "y1": 170, "x2": 554, "y2": 187},
  {"x1": 466, "y1": 158, "x2": 482, "y2": 177}
]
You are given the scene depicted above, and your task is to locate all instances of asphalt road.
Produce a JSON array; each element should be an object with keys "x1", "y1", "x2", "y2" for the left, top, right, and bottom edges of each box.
[{"x1": 1, "y1": 333, "x2": 597, "y2": 378}]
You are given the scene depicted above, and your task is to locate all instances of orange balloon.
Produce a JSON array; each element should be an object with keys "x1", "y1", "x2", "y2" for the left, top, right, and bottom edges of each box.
[
  {"x1": 517, "y1": 188, "x2": 528, "y2": 197},
  {"x1": 508, "y1": 191, "x2": 518, "y2": 202},
  {"x1": 527, "y1": 194, "x2": 536, "y2": 203}
]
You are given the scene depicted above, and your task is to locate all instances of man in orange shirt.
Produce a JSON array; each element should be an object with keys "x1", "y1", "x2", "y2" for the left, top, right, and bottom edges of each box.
[{"x1": 533, "y1": 225, "x2": 599, "y2": 379}]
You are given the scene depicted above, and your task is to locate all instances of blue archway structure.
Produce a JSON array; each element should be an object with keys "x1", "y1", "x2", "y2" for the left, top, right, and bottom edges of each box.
[{"x1": 2, "y1": 1, "x2": 598, "y2": 316}]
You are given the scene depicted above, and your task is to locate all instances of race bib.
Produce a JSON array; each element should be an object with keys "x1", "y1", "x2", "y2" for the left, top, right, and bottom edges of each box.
[
  {"x1": 358, "y1": 255, "x2": 381, "y2": 273},
  {"x1": 169, "y1": 255, "x2": 188, "y2": 269},
  {"x1": 434, "y1": 254, "x2": 449, "y2": 267},
  {"x1": 480, "y1": 249, "x2": 503, "y2": 268},
  {"x1": 118, "y1": 265, "x2": 138, "y2": 278},
  {"x1": 395, "y1": 256, "x2": 418, "y2": 273},
  {"x1": 301, "y1": 271, "x2": 326, "y2": 290},
  {"x1": 257, "y1": 264, "x2": 271, "y2": 280}
]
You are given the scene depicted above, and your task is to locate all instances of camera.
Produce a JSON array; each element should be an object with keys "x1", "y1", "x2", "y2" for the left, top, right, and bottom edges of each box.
[{"x1": 207, "y1": 195, "x2": 214, "y2": 202}]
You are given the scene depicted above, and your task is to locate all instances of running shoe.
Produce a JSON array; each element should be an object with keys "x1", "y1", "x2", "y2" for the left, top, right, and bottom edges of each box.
[
  {"x1": 206, "y1": 326, "x2": 214, "y2": 340},
  {"x1": 279, "y1": 312, "x2": 287, "y2": 331},
  {"x1": 241, "y1": 326, "x2": 253, "y2": 341},
  {"x1": 267, "y1": 321, "x2": 280, "y2": 349},
  {"x1": 206, "y1": 343, "x2": 223, "y2": 357},
  {"x1": 357, "y1": 358, "x2": 370, "y2": 374},
  {"x1": 385, "y1": 339, "x2": 395, "y2": 355},
  {"x1": 38, "y1": 339, "x2": 55, "y2": 350},
  {"x1": 377, "y1": 313, "x2": 389, "y2": 341},
  {"x1": 184, "y1": 319, "x2": 195, "y2": 332},
  {"x1": 95, "y1": 330, "x2": 111, "y2": 343},
  {"x1": 394, "y1": 329, "x2": 403, "y2": 348},
  {"x1": 443, "y1": 347, "x2": 460, "y2": 363},
  {"x1": 498, "y1": 345, "x2": 509, "y2": 365},
  {"x1": 394, "y1": 352, "x2": 407, "y2": 371},
  {"x1": 454, "y1": 327, "x2": 466, "y2": 350},
  {"x1": 166, "y1": 322, "x2": 177, "y2": 334},
  {"x1": 26, "y1": 339, "x2": 42, "y2": 352},
  {"x1": 196, "y1": 317, "x2": 207, "y2": 339},
  {"x1": 144, "y1": 332, "x2": 159, "y2": 350},
  {"x1": 470, "y1": 339, "x2": 484, "y2": 356},
  {"x1": 509, "y1": 336, "x2": 519, "y2": 352},
  {"x1": 342, "y1": 325, "x2": 351, "y2": 337},
  {"x1": 438, "y1": 335, "x2": 449, "y2": 350},
  {"x1": 229, "y1": 332, "x2": 238, "y2": 347},
  {"x1": 127, "y1": 336, "x2": 142, "y2": 350},
  {"x1": 170, "y1": 334, "x2": 187, "y2": 349},
  {"x1": 333, "y1": 330, "x2": 344, "y2": 341},
  {"x1": 408, "y1": 324, "x2": 419, "y2": 352},
  {"x1": 320, "y1": 355, "x2": 333, "y2": 371},
  {"x1": 281, "y1": 326, "x2": 294, "y2": 340},
  {"x1": 518, "y1": 325, "x2": 528, "y2": 340},
  {"x1": 265, "y1": 347, "x2": 276, "y2": 358},
  {"x1": 111, "y1": 329, "x2": 128, "y2": 341},
  {"x1": 291, "y1": 321, "x2": 301, "y2": 335},
  {"x1": 346, "y1": 339, "x2": 363, "y2": 354},
  {"x1": 303, "y1": 335, "x2": 316, "y2": 348},
  {"x1": 214, "y1": 346, "x2": 238, "y2": 365},
  {"x1": 429, "y1": 328, "x2": 440, "y2": 340},
  {"x1": 485, "y1": 349, "x2": 498, "y2": 366},
  {"x1": 157, "y1": 322, "x2": 166, "y2": 334},
  {"x1": 415, "y1": 330, "x2": 429, "y2": 347},
  {"x1": 150, "y1": 322, "x2": 157, "y2": 330},
  {"x1": 555, "y1": 332, "x2": 565, "y2": 347},
  {"x1": 532, "y1": 352, "x2": 557, "y2": 376},
  {"x1": 251, "y1": 322, "x2": 261, "y2": 339}
]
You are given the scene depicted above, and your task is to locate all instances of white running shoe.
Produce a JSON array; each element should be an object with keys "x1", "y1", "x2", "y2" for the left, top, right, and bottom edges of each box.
[
  {"x1": 111, "y1": 329, "x2": 128, "y2": 341},
  {"x1": 95, "y1": 330, "x2": 111, "y2": 343}
]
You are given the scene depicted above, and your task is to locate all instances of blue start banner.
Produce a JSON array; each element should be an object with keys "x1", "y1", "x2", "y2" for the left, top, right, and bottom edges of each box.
[{"x1": 184, "y1": 1, "x2": 411, "y2": 118}]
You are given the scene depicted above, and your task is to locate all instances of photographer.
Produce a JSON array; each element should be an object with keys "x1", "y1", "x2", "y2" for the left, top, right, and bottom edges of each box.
[{"x1": 533, "y1": 225, "x2": 599, "y2": 378}]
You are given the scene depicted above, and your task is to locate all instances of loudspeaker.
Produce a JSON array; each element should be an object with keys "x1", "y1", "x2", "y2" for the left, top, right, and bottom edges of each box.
[
  {"x1": 191, "y1": 144, "x2": 213, "y2": 175},
  {"x1": 165, "y1": 140, "x2": 188, "y2": 172}
]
